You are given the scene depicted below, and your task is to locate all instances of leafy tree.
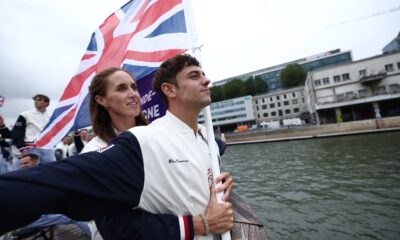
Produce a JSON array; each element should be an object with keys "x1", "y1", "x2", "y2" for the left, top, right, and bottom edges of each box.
[
  {"x1": 253, "y1": 76, "x2": 268, "y2": 94},
  {"x1": 210, "y1": 85, "x2": 224, "y2": 102},
  {"x1": 280, "y1": 64, "x2": 307, "y2": 88},
  {"x1": 244, "y1": 77, "x2": 256, "y2": 95},
  {"x1": 223, "y1": 79, "x2": 246, "y2": 99}
]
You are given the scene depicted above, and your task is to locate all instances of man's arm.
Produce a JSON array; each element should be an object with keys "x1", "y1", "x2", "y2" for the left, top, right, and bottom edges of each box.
[
  {"x1": 11, "y1": 115, "x2": 27, "y2": 148},
  {"x1": 0, "y1": 132, "x2": 145, "y2": 234},
  {"x1": 74, "y1": 131, "x2": 84, "y2": 153}
]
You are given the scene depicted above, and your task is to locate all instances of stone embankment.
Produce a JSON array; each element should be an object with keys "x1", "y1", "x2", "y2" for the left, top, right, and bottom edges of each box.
[{"x1": 225, "y1": 116, "x2": 400, "y2": 145}]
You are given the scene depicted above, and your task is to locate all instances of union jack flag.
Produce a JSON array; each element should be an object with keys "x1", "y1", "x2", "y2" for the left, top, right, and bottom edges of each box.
[{"x1": 36, "y1": 0, "x2": 192, "y2": 148}]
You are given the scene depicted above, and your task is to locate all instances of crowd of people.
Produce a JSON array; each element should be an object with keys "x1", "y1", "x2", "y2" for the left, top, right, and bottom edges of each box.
[{"x1": 0, "y1": 54, "x2": 234, "y2": 240}]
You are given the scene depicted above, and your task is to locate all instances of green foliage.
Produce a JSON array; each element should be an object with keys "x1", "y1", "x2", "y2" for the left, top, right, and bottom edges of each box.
[
  {"x1": 210, "y1": 85, "x2": 224, "y2": 102},
  {"x1": 280, "y1": 64, "x2": 307, "y2": 88},
  {"x1": 223, "y1": 78, "x2": 246, "y2": 99},
  {"x1": 253, "y1": 76, "x2": 268, "y2": 94}
]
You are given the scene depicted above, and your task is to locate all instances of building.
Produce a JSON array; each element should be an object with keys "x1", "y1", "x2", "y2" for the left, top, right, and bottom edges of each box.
[
  {"x1": 252, "y1": 86, "x2": 307, "y2": 124},
  {"x1": 213, "y1": 49, "x2": 352, "y2": 93},
  {"x1": 304, "y1": 51, "x2": 400, "y2": 124},
  {"x1": 198, "y1": 95, "x2": 255, "y2": 131},
  {"x1": 383, "y1": 32, "x2": 400, "y2": 53}
]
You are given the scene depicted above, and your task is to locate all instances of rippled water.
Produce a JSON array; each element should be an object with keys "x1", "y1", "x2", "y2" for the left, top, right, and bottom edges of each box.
[{"x1": 222, "y1": 131, "x2": 400, "y2": 240}]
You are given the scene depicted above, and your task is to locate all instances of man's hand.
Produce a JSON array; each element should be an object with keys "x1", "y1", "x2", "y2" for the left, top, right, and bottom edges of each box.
[
  {"x1": 205, "y1": 185, "x2": 233, "y2": 234},
  {"x1": 215, "y1": 172, "x2": 233, "y2": 201}
]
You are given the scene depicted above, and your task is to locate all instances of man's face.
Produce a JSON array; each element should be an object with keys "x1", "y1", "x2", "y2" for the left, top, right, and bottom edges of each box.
[
  {"x1": 80, "y1": 130, "x2": 89, "y2": 140},
  {"x1": 34, "y1": 97, "x2": 48, "y2": 110},
  {"x1": 173, "y1": 65, "x2": 211, "y2": 110},
  {"x1": 20, "y1": 155, "x2": 38, "y2": 169}
]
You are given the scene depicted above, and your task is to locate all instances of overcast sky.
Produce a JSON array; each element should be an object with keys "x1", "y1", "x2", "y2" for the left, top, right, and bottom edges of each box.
[{"x1": 0, "y1": 0, "x2": 399, "y2": 125}]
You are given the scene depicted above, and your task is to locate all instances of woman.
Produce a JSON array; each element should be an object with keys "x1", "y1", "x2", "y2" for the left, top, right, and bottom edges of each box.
[{"x1": 84, "y1": 67, "x2": 233, "y2": 239}]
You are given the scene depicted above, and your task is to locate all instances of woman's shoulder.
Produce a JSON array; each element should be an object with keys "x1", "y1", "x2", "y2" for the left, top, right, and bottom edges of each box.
[{"x1": 81, "y1": 136, "x2": 107, "y2": 153}]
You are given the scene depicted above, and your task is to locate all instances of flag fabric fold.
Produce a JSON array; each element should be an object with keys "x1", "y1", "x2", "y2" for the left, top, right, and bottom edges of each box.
[{"x1": 36, "y1": 0, "x2": 191, "y2": 148}]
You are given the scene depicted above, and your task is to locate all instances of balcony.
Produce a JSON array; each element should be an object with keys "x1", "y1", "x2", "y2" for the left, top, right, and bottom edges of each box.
[{"x1": 360, "y1": 72, "x2": 386, "y2": 84}]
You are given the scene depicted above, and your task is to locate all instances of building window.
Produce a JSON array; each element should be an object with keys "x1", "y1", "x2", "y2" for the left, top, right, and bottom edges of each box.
[
  {"x1": 333, "y1": 75, "x2": 341, "y2": 83},
  {"x1": 270, "y1": 103, "x2": 275, "y2": 108},
  {"x1": 256, "y1": 106, "x2": 259, "y2": 111},
  {"x1": 285, "y1": 109, "x2": 291, "y2": 114},
  {"x1": 284, "y1": 101, "x2": 289, "y2": 106},
  {"x1": 277, "y1": 102, "x2": 281, "y2": 107},
  {"x1": 261, "y1": 99, "x2": 265, "y2": 103},
  {"x1": 375, "y1": 86, "x2": 386, "y2": 95},
  {"x1": 314, "y1": 79, "x2": 321, "y2": 86},
  {"x1": 389, "y1": 84, "x2": 400, "y2": 93},
  {"x1": 292, "y1": 99, "x2": 298, "y2": 104},
  {"x1": 263, "y1": 112, "x2": 268, "y2": 117},
  {"x1": 294, "y1": 108, "x2": 300, "y2": 113},
  {"x1": 358, "y1": 89, "x2": 367, "y2": 98},
  {"x1": 270, "y1": 97, "x2": 273, "y2": 102},
  {"x1": 397, "y1": 62, "x2": 400, "y2": 70},
  {"x1": 359, "y1": 69, "x2": 366, "y2": 77},
  {"x1": 302, "y1": 98, "x2": 305, "y2": 103},
  {"x1": 271, "y1": 112, "x2": 277, "y2": 116},
  {"x1": 257, "y1": 114, "x2": 260, "y2": 118},
  {"x1": 292, "y1": 92, "x2": 296, "y2": 98},
  {"x1": 276, "y1": 96, "x2": 280, "y2": 100},
  {"x1": 262, "y1": 105, "x2": 267, "y2": 110},
  {"x1": 322, "y1": 78, "x2": 330, "y2": 84},
  {"x1": 284, "y1": 94, "x2": 287, "y2": 99},
  {"x1": 345, "y1": 92, "x2": 354, "y2": 99},
  {"x1": 342, "y1": 73, "x2": 350, "y2": 81},
  {"x1": 255, "y1": 100, "x2": 258, "y2": 104},
  {"x1": 278, "y1": 110, "x2": 283, "y2": 116},
  {"x1": 385, "y1": 64, "x2": 394, "y2": 72}
]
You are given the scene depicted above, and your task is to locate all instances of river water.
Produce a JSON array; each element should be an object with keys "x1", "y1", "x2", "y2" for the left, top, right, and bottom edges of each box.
[{"x1": 222, "y1": 131, "x2": 400, "y2": 240}]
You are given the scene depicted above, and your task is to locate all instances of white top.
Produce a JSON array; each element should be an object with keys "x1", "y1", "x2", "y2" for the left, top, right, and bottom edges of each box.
[{"x1": 20, "y1": 108, "x2": 50, "y2": 142}]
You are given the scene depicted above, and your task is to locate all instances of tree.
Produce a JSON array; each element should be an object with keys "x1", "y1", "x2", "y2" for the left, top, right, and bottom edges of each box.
[
  {"x1": 209, "y1": 85, "x2": 224, "y2": 102},
  {"x1": 280, "y1": 64, "x2": 307, "y2": 88},
  {"x1": 223, "y1": 79, "x2": 246, "y2": 99},
  {"x1": 244, "y1": 77, "x2": 256, "y2": 96},
  {"x1": 253, "y1": 76, "x2": 268, "y2": 94}
]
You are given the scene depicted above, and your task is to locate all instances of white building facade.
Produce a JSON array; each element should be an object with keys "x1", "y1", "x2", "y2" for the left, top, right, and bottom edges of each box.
[
  {"x1": 252, "y1": 86, "x2": 307, "y2": 123},
  {"x1": 305, "y1": 51, "x2": 400, "y2": 124},
  {"x1": 198, "y1": 96, "x2": 255, "y2": 130}
]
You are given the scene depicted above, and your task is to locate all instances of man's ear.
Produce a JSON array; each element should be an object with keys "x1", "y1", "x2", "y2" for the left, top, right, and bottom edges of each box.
[
  {"x1": 95, "y1": 95, "x2": 108, "y2": 108},
  {"x1": 161, "y1": 83, "x2": 177, "y2": 99}
]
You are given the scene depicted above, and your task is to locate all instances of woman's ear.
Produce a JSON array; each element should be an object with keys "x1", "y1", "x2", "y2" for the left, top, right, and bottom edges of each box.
[{"x1": 95, "y1": 95, "x2": 108, "y2": 108}]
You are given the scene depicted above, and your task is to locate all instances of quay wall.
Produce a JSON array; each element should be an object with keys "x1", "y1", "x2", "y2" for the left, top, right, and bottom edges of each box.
[{"x1": 225, "y1": 116, "x2": 400, "y2": 144}]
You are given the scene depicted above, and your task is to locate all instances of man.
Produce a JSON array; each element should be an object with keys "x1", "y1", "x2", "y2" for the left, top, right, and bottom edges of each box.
[
  {"x1": 55, "y1": 135, "x2": 72, "y2": 160},
  {"x1": 69, "y1": 129, "x2": 89, "y2": 156},
  {"x1": 0, "y1": 54, "x2": 233, "y2": 239},
  {"x1": 19, "y1": 149, "x2": 40, "y2": 169},
  {"x1": 12, "y1": 94, "x2": 50, "y2": 148}
]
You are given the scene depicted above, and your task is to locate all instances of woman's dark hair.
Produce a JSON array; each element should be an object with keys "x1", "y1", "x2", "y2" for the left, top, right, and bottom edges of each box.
[{"x1": 89, "y1": 67, "x2": 148, "y2": 143}]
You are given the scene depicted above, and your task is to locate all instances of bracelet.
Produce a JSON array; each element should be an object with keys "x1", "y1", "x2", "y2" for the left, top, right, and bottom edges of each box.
[{"x1": 199, "y1": 214, "x2": 209, "y2": 236}]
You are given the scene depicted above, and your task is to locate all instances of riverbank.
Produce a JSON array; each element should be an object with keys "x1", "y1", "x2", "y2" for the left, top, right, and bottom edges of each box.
[{"x1": 225, "y1": 116, "x2": 400, "y2": 145}]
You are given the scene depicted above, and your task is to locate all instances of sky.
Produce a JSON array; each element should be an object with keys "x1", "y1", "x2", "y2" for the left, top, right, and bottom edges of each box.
[{"x1": 0, "y1": 0, "x2": 399, "y2": 125}]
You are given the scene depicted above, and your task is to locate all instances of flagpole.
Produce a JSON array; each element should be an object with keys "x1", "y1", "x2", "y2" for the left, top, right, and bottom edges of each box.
[{"x1": 183, "y1": 0, "x2": 231, "y2": 239}]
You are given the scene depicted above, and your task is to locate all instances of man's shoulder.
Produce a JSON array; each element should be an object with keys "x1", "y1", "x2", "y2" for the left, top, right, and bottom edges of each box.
[{"x1": 20, "y1": 108, "x2": 35, "y2": 117}]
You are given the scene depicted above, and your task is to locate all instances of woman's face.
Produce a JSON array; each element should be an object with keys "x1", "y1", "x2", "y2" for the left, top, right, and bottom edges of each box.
[{"x1": 98, "y1": 70, "x2": 141, "y2": 120}]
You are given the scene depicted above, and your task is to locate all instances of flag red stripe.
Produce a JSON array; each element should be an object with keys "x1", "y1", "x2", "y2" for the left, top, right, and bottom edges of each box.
[
  {"x1": 60, "y1": 66, "x2": 95, "y2": 101},
  {"x1": 125, "y1": 49, "x2": 186, "y2": 62},
  {"x1": 81, "y1": 54, "x2": 96, "y2": 60},
  {"x1": 36, "y1": 106, "x2": 77, "y2": 147},
  {"x1": 134, "y1": 0, "x2": 181, "y2": 34}
]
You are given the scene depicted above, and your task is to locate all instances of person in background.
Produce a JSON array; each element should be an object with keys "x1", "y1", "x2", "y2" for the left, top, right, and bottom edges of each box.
[
  {"x1": 0, "y1": 55, "x2": 233, "y2": 239},
  {"x1": 55, "y1": 135, "x2": 72, "y2": 160},
  {"x1": 11, "y1": 94, "x2": 50, "y2": 149},
  {"x1": 68, "y1": 129, "x2": 89, "y2": 156}
]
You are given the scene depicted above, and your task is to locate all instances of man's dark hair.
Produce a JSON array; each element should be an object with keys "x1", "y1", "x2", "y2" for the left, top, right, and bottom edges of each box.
[
  {"x1": 32, "y1": 94, "x2": 50, "y2": 104},
  {"x1": 153, "y1": 54, "x2": 200, "y2": 107}
]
